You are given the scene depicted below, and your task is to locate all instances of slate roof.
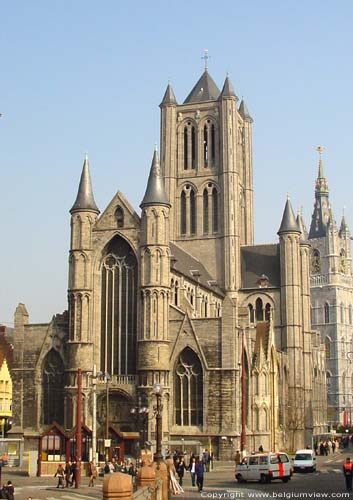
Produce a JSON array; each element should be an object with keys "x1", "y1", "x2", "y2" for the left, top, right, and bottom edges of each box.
[
  {"x1": 140, "y1": 149, "x2": 170, "y2": 207},
  {"x1": 184, "y1": 70, "x2": 221, "y2": 104},
  {"x1": 160, "y1": 83, "x2": 177, "y2": 106},
  {"x1": 241, "y1": 244, "x2": 281, "y2": 289},
  {"x1": 70, "y1": 155, "x2": 100, "y2": 214},
  {"x1": 169, "y1": 242, "x2": 224, "y2": 296},
  {"x1": 278, "y1": 198, "x2": 300, "y2": 234}
]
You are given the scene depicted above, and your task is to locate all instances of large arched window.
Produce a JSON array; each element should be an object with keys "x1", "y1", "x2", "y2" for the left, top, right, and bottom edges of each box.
[
  {"x1": 175, "y1": 348, "x2": 203, "y2": 426},
  {"x1": 101, "y1": 236, "x2": 138, "y2": 375},
  {"x1": 42, "y1": 349, "x2": 65, "y2": 425}
]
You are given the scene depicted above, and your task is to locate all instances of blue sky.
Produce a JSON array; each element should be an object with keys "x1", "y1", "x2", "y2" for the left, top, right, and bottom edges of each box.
[{"x1": 1, "y1": 0, "x2": 353, "y2": 325}]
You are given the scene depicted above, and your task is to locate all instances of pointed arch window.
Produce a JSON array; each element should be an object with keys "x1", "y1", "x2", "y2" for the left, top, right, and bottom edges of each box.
[
  {"x1": 256, "y1": 298, "x2": 263, "y2": 321},
  {"x1": 174, "y1": 280, "x2": 179, "y2": 307},
  {"x1": 42, "y1": 350, "x2": 64, "y2": 425},
  {"x1": 203, "y1": 125, "x2": 208, "y2": 167},
  {"x1": 203, "y1": 189, "x2": 209, "y2": 234},
  {"x1": 248, "y1": 304, "x2": 255, "y2": 323},
  {"x1": 190, "y1": 189, "x2": 196, "y2": 235},
  {"x1": 101, "y1": 236, "x2": 137, "y2": 376},
  {"x1": 212, "y1": 188, "x2": 219, "y2": 233},
  {"x1": 324, "y1": 302, "x2": 330, "y2": 324},
  {"x1": 265, "y1": 303, "x2": 271, "y2": 321},
  {"x1": 211, "y1": 124, "x2": 215, "y2": 161},
  {"x1": 115, "y1": 206, "x2": 124, "y2": 228},
  {"x1": 181, "y1": 191, "x2": 187, "y2": 235},
  {"x1": 191, "y1": 126, "x2": 196, "y2": 169},
  {"x1": 183, "y1": 127, "x2": 188, "y2": 170},
  {"x1": 175, "y1": 348, "x2": 203, "y2": 426},
  {"x1": 311, "y1": 249, "x2": 321, "y2": 273}
]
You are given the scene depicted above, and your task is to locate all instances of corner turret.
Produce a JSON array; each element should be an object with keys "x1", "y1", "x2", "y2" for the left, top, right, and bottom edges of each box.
[
  {"x1": 160, "y1": 82, "x2": 177, "y2": 107},
  {"x1": 70, "y1": 154, "x2": 100, "y2": 214},
  {"x1": 140, "y1": 147, "x2": 170, "y2": 208},
  {"x1": 278, "y1": 197, "x2": 301, "y2": 235}
]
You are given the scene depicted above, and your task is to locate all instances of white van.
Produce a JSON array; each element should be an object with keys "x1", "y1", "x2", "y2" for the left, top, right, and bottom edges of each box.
[
  {"x1": 235, "y1": 452, "x2": 292, "y2": 483},
  {"x1": 293, "y1": 449, "x2": 316, "y2": 472}
]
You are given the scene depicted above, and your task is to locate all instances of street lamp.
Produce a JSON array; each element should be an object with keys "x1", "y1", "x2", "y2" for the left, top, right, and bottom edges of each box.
[
  {"x1": 130, "y1": 405, "x2": 150, "y2": 450},
  {"x1": 95, "y1": 371, "x2": 111, "y2": 460},
  {"x1": 153, "y1": 383, "x2": 163, "y2": 465}
]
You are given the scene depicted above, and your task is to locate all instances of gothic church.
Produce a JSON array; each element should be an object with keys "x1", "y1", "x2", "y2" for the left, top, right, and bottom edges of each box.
[{"x1": 11, "y1": 68, "x2": 327, "y2": 458}]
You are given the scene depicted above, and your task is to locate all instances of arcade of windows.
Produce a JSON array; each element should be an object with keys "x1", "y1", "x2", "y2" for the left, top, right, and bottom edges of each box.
[
  {"x1": 181, "y1": 119, "x2": 217, "y2": 171},
  {"x1": 180, "y1": 184, "x2": 219, "y2": 236},
  {"x1": 248, "y1": 298, "x2": 272, "y2": 323},
  {"x1": 170, "y1": 278, "x2": 221, "y2": 318}
]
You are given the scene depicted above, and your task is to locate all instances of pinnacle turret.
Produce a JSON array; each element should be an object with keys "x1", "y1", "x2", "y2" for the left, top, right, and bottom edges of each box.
[
  {"x1": 70, "y1": 154, "x2": 100, "y2": 214},
  {"x1": 278, "y1": 197, "x2": 301, "y2": 235},
  {"x1": 296, "y1": 210, "x2": 308, "y2": 240},
  {"x1": 308, "y1": 147, "x2": 332, "y2": 239},
  {"x1": 239, "y1": 98, "x2": 253, "y2": 122},
  {"x1": 160, "y1": 82, "x2": 177, "y2": 106},
  {"x1": 220, "y1": 74, "x2": 237, "y2": 99},
  {"x1": 140, "y1": 147, "x2": 170, "y2": 208}
]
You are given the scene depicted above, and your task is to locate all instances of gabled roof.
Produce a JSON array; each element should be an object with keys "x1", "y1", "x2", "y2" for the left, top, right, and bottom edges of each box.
[
  {"x1": 184, "y1": 70, "x2": 221, "y2": 104},
  {"x1": 170, "y1": 242, "x2": 224, "y2": 296}
]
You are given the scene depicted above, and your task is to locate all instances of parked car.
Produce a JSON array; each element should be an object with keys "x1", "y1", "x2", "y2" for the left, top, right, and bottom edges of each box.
[
  {"x1": 293, "y1": 449, "x2": 316, "y2": 472},
  {"x1": 235, "y1": 452, "x2": 292, "y2": 483}
]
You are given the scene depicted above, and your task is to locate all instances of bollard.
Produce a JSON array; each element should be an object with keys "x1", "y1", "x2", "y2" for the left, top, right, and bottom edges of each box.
[
  {"x1": 138, "y1": 465, "x2": 156, "y2": 500},
  {"x1": 152, "y1": 461, "x2": 168, "y2": 500},
  {"x1": 103, "y1": 472, "x2": 133, "y2": 500}
]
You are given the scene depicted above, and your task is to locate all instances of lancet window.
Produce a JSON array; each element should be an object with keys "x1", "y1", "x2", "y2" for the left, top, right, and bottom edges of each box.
[
  {"x1": 203, "y1": 120, "x2": 216, "y2": 168},
  {"x1": 175, "y1": 347, "x2": 203, "y2": 426},
  {"x1": 180, "y1": 186, "x2": 197, "y2": 236},
  {"x1": 101, "y1": 236, "x2": 137, "y2": 376},
  {"x1": 202, "y1": 184, "x2": 219, "y2": 235},
  {"x1": 183, "y1": 122, "x2": 196, "y2": 170}
]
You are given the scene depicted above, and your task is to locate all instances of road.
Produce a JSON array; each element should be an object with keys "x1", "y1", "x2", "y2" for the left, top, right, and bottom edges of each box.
[{"x1": 5, "y1": 450, "x2": 353, "y2": 500}]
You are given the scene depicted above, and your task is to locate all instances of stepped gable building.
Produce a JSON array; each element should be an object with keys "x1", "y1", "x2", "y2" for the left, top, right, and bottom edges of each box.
[
  {"x1": 308, "y1": 148, "x2": 353, "y2": 429},
  {"x1": 11, "y1": 68, "x2": 327, "y2": 458}
]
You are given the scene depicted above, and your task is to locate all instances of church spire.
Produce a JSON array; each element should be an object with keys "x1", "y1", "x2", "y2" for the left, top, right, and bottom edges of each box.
[
  {"x1": 239, "y1": 98, "x2": 253, "y2": 122},
  {"x1": 308, "y1": 146, "x2": 332, "y2": 239},
  {"x1": 220, "y1": 73, "x2": 237, "y2": 99},
  {"x1": 140, "y1": 147, "x2": 170, "y2": 208},
  {"x1": 70, "y1": 154, "x2": 100, "y2": 214}
]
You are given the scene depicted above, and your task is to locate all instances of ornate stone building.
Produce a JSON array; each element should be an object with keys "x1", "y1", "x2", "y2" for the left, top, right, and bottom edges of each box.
[
  {"x1": 308, "y1": 149, "x2": 353, "y2": 429},
  {"x1": 11, "y1": 68, "x2": 327, "y2": 458}
]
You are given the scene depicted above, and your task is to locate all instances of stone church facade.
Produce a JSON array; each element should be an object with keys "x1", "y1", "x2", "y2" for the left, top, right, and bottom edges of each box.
[
  {"x1": 308, "y1": 151, "x2": 353, "y2": 429},
  {"x1": 11, "y1": 68, "x2": 327, "y2": 458}
]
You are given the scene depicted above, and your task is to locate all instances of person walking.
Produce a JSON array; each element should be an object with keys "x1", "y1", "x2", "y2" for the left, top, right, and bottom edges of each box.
[
  {"x1": 88, "y1": 461, "x2": 97, "y2": 487},
  {"x1": 64, "y1": 460, "x2": 72, "y2": 488},
  {"x1": 343, "y1": 457, "x2": 353, "y2": 491},
  {"x1": 70, "y1": 460, "x2": 77, "y2": 488},
  {"x1": 203, "y1": 449, "x2": 210, "y2": 472},
  {"x1": 188, "y1": 456, "x2": 196, "y2": 487},
  {"x1": 176, "y1": 457, "x2": 186, "y2": 486},
  {"x1": 54, "y1": 463, "x2": 65, "y2": 488},
  {"x1": 195, "y1": 458, "x2": 204, "y2": 493}
]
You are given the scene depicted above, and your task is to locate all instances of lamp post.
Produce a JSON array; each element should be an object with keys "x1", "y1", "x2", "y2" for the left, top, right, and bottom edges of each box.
[
  {"x1": 153, "y1": 383, "x2": 163, "y2": 465},
  {"x1": 130, "y1": 404, "x2": 149, "y2": 450},
  {"x1": 91, "y1": 365, "x2": 97, "y2": 465},
  {"x1": 102, "y1": 372, "x2": 111, "y2": 461},
  {"x1": 240, "y1": 329, "x2": 247, "y2": 455}
]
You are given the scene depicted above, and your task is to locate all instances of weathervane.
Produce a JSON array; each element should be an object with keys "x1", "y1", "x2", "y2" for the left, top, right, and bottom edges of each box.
[{"x1": 201, "y1": 49, "x2": 210, "y2": 70}]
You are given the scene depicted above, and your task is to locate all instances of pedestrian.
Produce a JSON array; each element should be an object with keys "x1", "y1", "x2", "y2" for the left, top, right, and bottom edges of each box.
[
  {"x1": 128, "y1": 461, "x2": 137, "y2": 489},
  {"x1": 188, "y1": 456, "x2": 196, "y2": 487},
  {"x1": 104, "y1": 461, "x2": 111, "y2": 474},
  {"x1": 234, "y1": 450, "x2": 241, "y2": 466},
  {"x1": 0, "y1": 485, "x2": 8, "y2": 499},
  {"x1": 203, "y1": 449, "x2": 211, "y2": 472},
  {"x1": 195, "y1": 458, "x2": 204, "y2": 492},
  {"x1": 88, "y1": 460, "x2": 97, "y2": 487},
  {"x1": 343, "y1": 457, "x2": 353, "y2": 491},
  {"x1": 176, "y1": 457, "x2": 186, "y2": 486},
  {"x1": 258, "y1": 444, "x2": 264, "y2": 452},
  {"x1": 70, "y1": 459, "x2": 77, "y2": 487},
  {"x1": 64, "y1": 460, "x2": 72, "y2": 487},
  {"x1": 54, "y1": 463, "x2": 65, "y2": 488},
  {"x1": 5, "y1": 480, "x2": 14, "y2": 500},
  {"x1": 332, "y1": 440, "x2": 336, "y2": 453}
]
